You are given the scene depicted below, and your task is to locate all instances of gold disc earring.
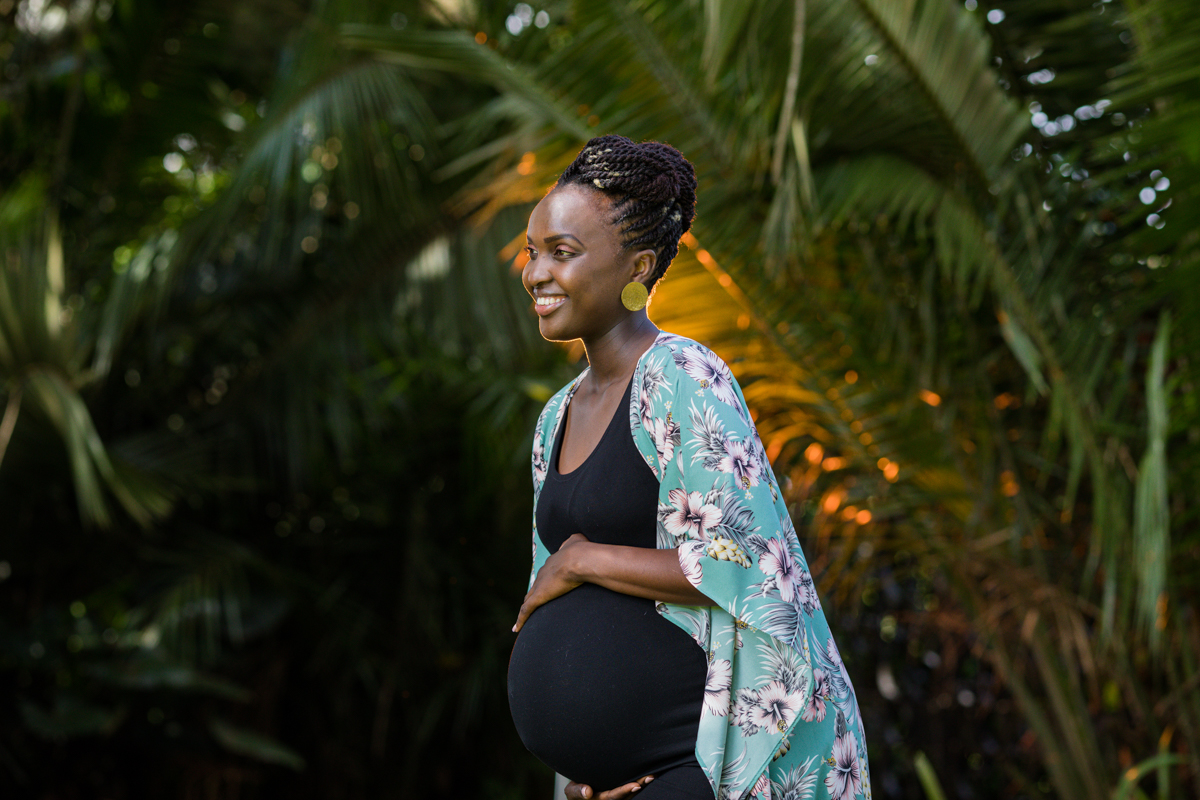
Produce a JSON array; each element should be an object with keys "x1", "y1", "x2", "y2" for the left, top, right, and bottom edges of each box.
[{"x1": 621, "y1": 281, "x2": 649, "y2": 311}]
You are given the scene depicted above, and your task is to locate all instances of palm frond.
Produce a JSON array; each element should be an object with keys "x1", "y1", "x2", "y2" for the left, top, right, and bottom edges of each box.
[
  {"x1": 852, "y1": 0, "x2": 1028, "y2": 185},
  {"x1": 0, "y1": 179, "x2": 173, "y2": 526}
]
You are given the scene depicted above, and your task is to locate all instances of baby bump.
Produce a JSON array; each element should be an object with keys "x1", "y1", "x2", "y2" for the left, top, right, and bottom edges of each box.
[{"x1": 507, "y1": 583, "x2": 708, "y2": 790}]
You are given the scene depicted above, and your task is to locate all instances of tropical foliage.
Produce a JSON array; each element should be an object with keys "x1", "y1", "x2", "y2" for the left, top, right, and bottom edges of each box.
[{"x1": 1, "y1": 0, "x2": 1195, "y2": 798}]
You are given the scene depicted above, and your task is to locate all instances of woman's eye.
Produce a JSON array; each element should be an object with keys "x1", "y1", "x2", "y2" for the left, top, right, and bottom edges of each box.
[
  {"x1": 554, "y1": 248, "x2": 575, "y2": 257},
  {"x1": 524, "y1": 247, "x2": 537, "y2": 259}
]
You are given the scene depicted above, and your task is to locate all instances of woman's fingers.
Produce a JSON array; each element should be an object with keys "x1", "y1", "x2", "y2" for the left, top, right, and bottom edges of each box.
[
  {"x1": 512, "y1": 578, "x2": 543, "y2": 631},
  {"x1": 599, "y1": 776, "x2": 655, "y2": 800},
  {"x1": 512, "y1": 596, "x2": 534, "y2": 632},
  {"x1": 562, "y1": 775, "x2": 653, "y2": 800},
  {"x1": 513, "y1": 549, "x2": 586, "y2": 632},
  {"x1": 563, "y1": 781, "x2": 592, "y2": 799},
  {"x1": 512, "y1": 581, "x2": 554, "y2": 632}
]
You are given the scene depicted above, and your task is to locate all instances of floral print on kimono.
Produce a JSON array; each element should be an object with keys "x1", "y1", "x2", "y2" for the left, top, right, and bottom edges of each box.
[{"x1": 529, "y1": 332, "x2": 871, "y2": 800}]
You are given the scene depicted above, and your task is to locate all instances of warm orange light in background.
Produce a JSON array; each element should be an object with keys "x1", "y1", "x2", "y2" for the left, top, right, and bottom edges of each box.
[
  {"x1": 695, "y1": 249, "x2": 715, "y2": 266},
  {"x1": 822, "y1": 457, "x2": 845, "y2": 471},
  {"x1": 841, "y1": 505, "x2": 858, "y2": 521},
  {"x1": 718, "y1": 274, "x2": 732, "y2": 287},
  {"x1": 920, "y1": 390, "x2": 942, "y2": 406},
  {"x1": 1001, "y1": 470, "x2": 1020, "y2": 497},
  {"x1": 994, "y1": 392, "x2": 1018, "y2": 409},
  {"x1": 736, "y1": 314, "x2": 750, "y2": 329},
  {"x1": 680, "y1": 232, "x2": 698, "y2": 248},
  {"x1": 822, "y1": 491, "x2": 843, "y2": 514},
  {"x1": 517, "y1": 151, "x2": 536, "y2": 175},
  {"x1": 474, "y1": 31, "x2": 487, "y2": 43},
  {"x1": 845, "y1": 370, "x2": 858, "y2": 384},
  {"x1": 883, "y1": 462, "x2": 899, "y2": 482},
  {"x1": 805, "y1": 443, "x2": 824, "y2": 464},
  {"x1": 499, "y1": 230, "x2": 530, "y2": 271},
  {"x1": 855, "y1": 509, "x2": 872, "y2": 524}
]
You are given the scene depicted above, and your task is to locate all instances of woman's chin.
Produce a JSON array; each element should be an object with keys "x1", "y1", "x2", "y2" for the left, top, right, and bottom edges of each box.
[{"x1": 538, "y1": 318, "x2": 576, "y2": 343}]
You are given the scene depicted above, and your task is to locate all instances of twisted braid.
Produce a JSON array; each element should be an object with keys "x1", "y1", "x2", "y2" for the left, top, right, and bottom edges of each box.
[{"x1": 557, "y1": 135, "x2": 697, "y2": 286}]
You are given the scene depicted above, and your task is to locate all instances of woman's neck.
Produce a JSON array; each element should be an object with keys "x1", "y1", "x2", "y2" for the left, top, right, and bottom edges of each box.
[{"x1": 580, "y1": 313, "x2": 659, "y2": 392}]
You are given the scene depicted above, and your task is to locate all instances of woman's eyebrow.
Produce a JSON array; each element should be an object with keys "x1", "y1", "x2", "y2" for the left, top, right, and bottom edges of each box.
[{"x1": 529, "y1": 233, "x2": 584, "y2": 246}]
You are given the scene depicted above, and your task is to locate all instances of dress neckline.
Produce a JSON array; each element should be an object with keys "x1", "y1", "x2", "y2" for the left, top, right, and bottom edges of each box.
[{"x1": 550, "y1": 374, "x2": 635, "y2": 479}]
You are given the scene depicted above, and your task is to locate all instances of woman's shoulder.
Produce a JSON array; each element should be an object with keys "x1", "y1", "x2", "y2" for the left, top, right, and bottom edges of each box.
[
  {"x1": 646, "y1": 330, "x2": 704, "y2": 355},
  {"x1": 641, "y1": 332, "x2": 727, "y2": 377},
  {"x1": 638, "y1": 331, "x2": 750, "y2": 428},
  {"x1": 533, "y1": 369, "x2": 587, "y2": 438},
  {"x1": 646, "y1": 332, "x2": 737, "y2": 390},
  {"x1": 646, "y1": 330, "x2": 728, "y2": 364}
]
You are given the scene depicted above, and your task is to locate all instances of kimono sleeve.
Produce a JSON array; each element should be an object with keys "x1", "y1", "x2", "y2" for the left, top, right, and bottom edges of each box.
[
  {"x1": 527, "y1": 388, "x2": 564, "y2": 590},
  {"x1": 646, "y1": 342, "x2": 822, "y2": 681}
]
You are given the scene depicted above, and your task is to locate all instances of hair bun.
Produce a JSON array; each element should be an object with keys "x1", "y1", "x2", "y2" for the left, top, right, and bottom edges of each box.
[
  {"x1": 648, "y1": 171, "x2": 678, "y2": 203},
  {"x1": 557, "y1": 135, "x2": 698, "y2": 283}
]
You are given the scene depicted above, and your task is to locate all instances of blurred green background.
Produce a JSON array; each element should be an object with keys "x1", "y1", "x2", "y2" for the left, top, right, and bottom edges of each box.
[{"x1": 1, "y1": 0, "x2": 1197, "y2": 797}]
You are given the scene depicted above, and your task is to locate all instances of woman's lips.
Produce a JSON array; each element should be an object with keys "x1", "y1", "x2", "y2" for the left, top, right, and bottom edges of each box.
[{"x1": 534, "y1": 295, "x2": 567, "y2": 316}]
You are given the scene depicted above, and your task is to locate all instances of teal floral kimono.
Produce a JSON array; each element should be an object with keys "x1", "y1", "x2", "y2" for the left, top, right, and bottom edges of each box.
[{"x1": 529, "y1": 332, "x2": 872, "y2": 800}]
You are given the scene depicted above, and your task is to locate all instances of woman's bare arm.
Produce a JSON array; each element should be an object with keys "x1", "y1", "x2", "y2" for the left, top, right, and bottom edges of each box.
[
  {"x1": 570, "y1": 540, "x2": 709, "y2": 605},
  {"x1": 513, "y1": 534, "x2": 711, "y2": 632}
]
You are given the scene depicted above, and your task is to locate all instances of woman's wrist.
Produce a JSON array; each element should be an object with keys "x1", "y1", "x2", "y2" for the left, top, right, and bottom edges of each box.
[{"x1": 563, "y1": 540, "x2": 605, "y2": 585}]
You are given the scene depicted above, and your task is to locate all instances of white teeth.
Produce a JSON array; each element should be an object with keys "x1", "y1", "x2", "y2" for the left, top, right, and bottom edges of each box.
[{"x1": 536, "y1": 296, "x2": 565, "y2": 306}]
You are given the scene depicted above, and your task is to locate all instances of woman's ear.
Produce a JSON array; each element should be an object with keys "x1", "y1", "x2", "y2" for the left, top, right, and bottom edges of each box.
[{"x1": 631, "y1": 249, "x2": 657, "y2": 285}]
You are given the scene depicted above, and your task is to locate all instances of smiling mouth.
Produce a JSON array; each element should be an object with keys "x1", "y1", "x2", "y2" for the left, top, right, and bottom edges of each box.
[{"x1": 534, "y1": 295, "x2": 567, "y2": 316}]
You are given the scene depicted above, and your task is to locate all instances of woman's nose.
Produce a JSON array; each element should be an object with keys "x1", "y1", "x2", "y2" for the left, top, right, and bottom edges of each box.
[{"x1": 522, "y1": 255, "x2": 549, "y2": 291}]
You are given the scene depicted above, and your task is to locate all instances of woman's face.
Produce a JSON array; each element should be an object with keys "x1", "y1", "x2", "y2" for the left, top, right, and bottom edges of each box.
[{"x1": 522, "y1": 184, "x2": 650, "y2": 343}]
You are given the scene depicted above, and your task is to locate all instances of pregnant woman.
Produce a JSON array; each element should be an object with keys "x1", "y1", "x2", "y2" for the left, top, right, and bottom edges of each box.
[{"x1": 507, "y1": 136, "x2": 872, "y2": 800}]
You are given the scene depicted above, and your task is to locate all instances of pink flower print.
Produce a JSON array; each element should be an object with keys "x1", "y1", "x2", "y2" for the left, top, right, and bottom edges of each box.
[
  {"x1": 665, "y1": 488, "x2": 722, "y2": 541},
  {"x1": 749, "y1": 680, "x2": 802, "y2": 734},
  {"x1": 824, "y1": 732, "x2": 863, "y2": 800},
  {"x1": 640, "y1": 390, "x2": 655, "y2": 429},
  {"x1": 679, "y1": 346, "x2": 739, "y2": 407},
  {"x1": 802, "y1": 670, "x2": 828, "y2": 722},
  {"x1": 719, "y1": 438, "x2": 761, "y2": 489},
  {"x1": 532, "y1": 437, "x2": 547, "y2": 485},
  {"x1": 679, "y1": 541, "x2": 705, "y2": 585},
  {"x1": 749, "y1": 771, "x2": 772, "y2": 800},
  {"x1": 759, "y1": 538, "x2": 798, "y2": 602},
  {"x1": 650, "y1": 415, "x2": 681, "y2": 464},
  {"x1": 703, "y1": 658, "x2": 732, "y2": 717},
  {"x1": 795, "y1": 568, "x2": 820, "y2": 615}
]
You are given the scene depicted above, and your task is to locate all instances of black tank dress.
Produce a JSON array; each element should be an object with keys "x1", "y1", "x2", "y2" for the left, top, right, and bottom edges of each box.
[{"x1": 508, "y1": 376, "x2": 711, "y2": 796}]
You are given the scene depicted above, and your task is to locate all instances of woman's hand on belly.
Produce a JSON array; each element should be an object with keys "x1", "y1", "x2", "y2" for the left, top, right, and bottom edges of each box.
[
  {"x1": 513, "y1": 533, "x2": 590, "y2": 633},
  {"x1": 514, "y1": 534, "x2": 714, "y2": 632},
  {"x1": 566, "y1": 774, "x2": 655, "y2": 800}
]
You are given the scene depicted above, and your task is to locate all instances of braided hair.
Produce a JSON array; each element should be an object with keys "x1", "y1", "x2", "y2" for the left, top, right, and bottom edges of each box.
[{"x1": 557, "y1": 135, "x2": 697, "y2": 286}]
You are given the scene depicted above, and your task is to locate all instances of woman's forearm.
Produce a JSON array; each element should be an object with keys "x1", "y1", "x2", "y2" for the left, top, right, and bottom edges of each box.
[{"x1": 568, "y1": 542, "x2": 713, "y2": 606}]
